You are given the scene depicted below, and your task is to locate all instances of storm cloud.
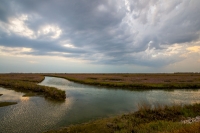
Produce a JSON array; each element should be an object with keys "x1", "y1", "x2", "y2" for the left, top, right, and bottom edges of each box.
[{"x1": 0, "y1": 0, "x2": 200, "y2": 69}]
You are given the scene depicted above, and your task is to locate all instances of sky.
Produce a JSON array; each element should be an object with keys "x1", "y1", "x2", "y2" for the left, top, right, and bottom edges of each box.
[{"x1": 0, "y1": 0, "x2": 200, "y2": 73}]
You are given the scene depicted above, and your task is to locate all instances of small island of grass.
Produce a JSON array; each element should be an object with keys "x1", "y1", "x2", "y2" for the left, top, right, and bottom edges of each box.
[
  {"x1": 0, "y1": 74, "x2": 66, "y2": 101},
  {"x1": 0, "y1": 102, "x2": 17, "y2": 107},
  {"x1": 0, "y1": 93, "x2": 18, "y2": 107}
]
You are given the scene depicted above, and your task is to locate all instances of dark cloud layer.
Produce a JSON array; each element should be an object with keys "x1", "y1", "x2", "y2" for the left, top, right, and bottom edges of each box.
[{"x1": 0, "y1": 0, "x2": 200, "y2": 67}]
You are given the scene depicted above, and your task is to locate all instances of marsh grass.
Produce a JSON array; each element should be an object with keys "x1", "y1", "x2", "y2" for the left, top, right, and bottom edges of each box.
[
  {"x1": 0, "y1": 102, "x2": 17, "y2": 107},
  {"x1": 103, "y1": 78, "x2": 123, "y2": 81},
  {"x1": 0, "y1": 94, "x2": 15, "y2": 107},
  {"x1": 45, "y1": 73, "x2": 200, "y2": 90},
  {"x1": 22, "y1": 92, "x2": 38, "y2": 97},
  {"x1": 167, "y1": 122, "x2": 200, "y2": 133},
  {"x1": 87, "y1": 77, "x2": 98, "y2": 80},
  {"x1": 133, "y1": 121, "x2": 183, "y2": 133},
  {"x1": 46, "y1": 103, "x2": 200, "y2": 133},
  {"x1": 0, "y1": 74, "x2": 66, "y2": 101}
]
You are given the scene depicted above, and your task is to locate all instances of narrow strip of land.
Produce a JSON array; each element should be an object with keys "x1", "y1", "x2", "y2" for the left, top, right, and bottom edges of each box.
[
  {"x1": 0, "y1": 93, "x2": 18, "y2": 107},
  {"x1": 46, "y1": 73, "x2": 200, "y2": 89},
  {"x1": 0, "y1": 102, "x2": 17, "y2": 107},
  {"x1": 0, "y1": 74, "x2": 66, "y2": 101}
]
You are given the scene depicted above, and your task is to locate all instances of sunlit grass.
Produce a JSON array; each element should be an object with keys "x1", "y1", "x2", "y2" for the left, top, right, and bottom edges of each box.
[{"x1": 46, "y1": 103, "x2": 200, "y2": 133}]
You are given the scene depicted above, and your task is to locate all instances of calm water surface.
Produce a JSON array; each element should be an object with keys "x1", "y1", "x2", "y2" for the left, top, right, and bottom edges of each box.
[{"x1": 0, "y1": 76, "x2": 200, "y2": 133}]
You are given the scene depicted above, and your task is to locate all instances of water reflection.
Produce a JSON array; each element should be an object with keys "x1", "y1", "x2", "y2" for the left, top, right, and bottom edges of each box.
[
  {"x1": 0, "y1": 88, "x2": 24, "y2": 102},
  {"x1": 0, "y1": 87, "x2": 72, "y2": 133},
  {"x1": 0, "y1": 77, "x2": 200, "y2": 133},
  {"x1": 20, "y1": 97, "x2": 30, "y2": 101}
]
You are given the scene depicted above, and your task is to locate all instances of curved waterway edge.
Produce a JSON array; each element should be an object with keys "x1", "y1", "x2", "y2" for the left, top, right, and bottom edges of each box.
[{"x1": 1, "y1": 76, "x2": 200, "y2": 133}]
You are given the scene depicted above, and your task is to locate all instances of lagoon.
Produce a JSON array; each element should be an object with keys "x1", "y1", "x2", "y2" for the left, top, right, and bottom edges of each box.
[{"x1": 0, "y1": 76, "x2": 200, "y2": 133}]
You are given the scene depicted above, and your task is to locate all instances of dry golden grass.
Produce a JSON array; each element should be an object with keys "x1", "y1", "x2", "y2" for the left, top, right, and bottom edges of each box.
[{"x1": 162, "y1": 122, "x2": 200, "y2": 133}]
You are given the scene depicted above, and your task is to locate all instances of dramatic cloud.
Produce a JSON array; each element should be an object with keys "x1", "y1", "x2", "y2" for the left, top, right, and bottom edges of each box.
[{"x1": 0, "y1": 0, "x2": 200, "y2": 72}]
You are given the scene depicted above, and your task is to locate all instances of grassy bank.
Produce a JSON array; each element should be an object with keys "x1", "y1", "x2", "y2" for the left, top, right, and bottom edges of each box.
[
  {"x1": 0, "y1": 74, "x2": 66, "y2": 101},
  {"x1": 46, "y1": 73, "x2": 200, "y2": 89},
  {"x1": 0, "y1": 94, "x2": 17, "y2": 107},
  {"x1": 0, "y1": 102, "x2": 17, "y2": 107},
  {"x1": 46, "y1": 103, "x2": 200, "y2": 133}
]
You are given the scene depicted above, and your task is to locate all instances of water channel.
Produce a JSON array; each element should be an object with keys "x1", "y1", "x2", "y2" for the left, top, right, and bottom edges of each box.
[{"x1": 0, "y1": 76, "x2": 200, "y2": 133}]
